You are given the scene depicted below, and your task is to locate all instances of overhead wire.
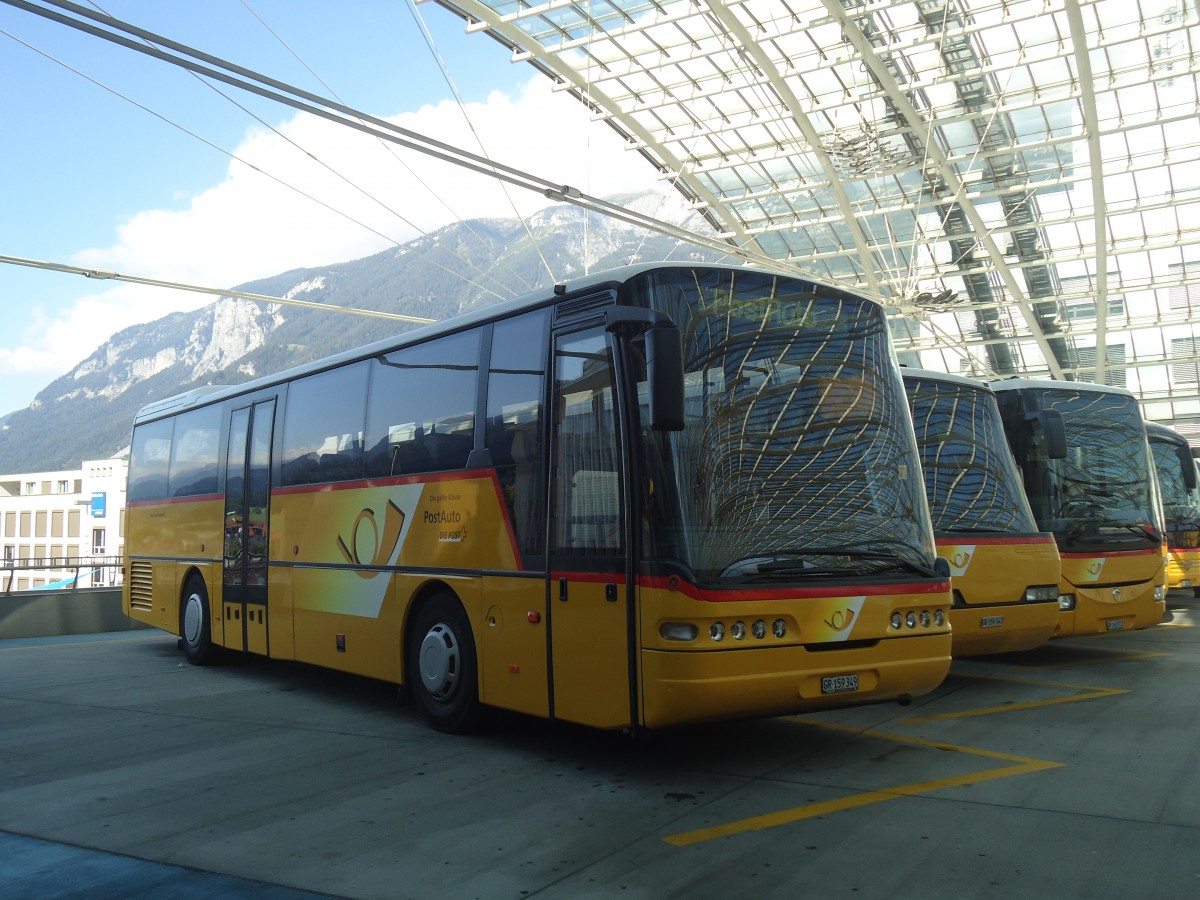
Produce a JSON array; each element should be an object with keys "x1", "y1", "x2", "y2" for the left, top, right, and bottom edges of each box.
[
  {"x1": 0, "y1": 22, "x2": 512, "y2": 305},
  {"x1": 0, "y1": 0, "x2": 798, "y2": 276},
  {"x1": 240, "y1": 0, "x2": 538, "y2": 294},
  {"x1": 401, "y1": 0, "x2": 552, "y2": 286},
  {"x1": 0, "y1": 253, "x2": 438, "y2": 324}
]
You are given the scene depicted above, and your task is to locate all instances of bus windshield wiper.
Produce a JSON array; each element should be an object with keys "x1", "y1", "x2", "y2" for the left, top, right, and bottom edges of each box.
[
  {"x1": 1101, "y1": 521, "x2": 1162, "y2": 543},
  {"x1": 938, "y1": 526, "x2": 1017, "y2": 535},
  {"x1": 721, "y1": 548, "x2": 935, "y2": 580}
]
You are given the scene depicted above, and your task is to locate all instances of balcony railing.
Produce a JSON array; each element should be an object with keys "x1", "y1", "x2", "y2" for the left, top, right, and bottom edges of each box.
[{"x1": 3, "y1": 555, "x2": 125, "y2": 593}]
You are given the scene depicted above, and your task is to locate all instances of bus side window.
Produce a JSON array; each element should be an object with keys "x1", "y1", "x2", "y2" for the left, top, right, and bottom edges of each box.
[
  {"x1": 485, "y1": 310, "x2": 549, "y2": 558},
  {"x1": 168, "y1": 405, "x2": 223, "y2": 498},
  {"x1": 281, "y1": 363, "x2": 368, "y2": 486},
  {"x1": 128, "y1": 418, "x2": 174, "y2": 503},
  {"x1": 366, "y1": 329, "x2": 482, "y2": 478}
]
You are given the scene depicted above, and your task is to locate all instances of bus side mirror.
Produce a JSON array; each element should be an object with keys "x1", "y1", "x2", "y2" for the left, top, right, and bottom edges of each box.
[
  {"x1": 1026, "y1": 409, "x2": 1067, "y2": 459},
  {"x1": 646, "y1": 325, "x2": 685, "y2": 432},
  {"x1": 1177, "y1": 445, "x2": 1198, "y2": 491}
]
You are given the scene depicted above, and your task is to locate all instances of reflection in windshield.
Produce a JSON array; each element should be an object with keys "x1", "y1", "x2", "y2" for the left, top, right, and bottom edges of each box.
[
  {"x1": 1150, "y1": 438, "x2": 1200, "y2": 549},
  {"x1": 905, "y1": 377, "x2": 1039, "y2": 536},
  {"x1": 629, "y1": 267, "x2": 935, "y2": 582},
  {"x1": 1011, "y1": 387, "x2": 1160, "y2": 550}
]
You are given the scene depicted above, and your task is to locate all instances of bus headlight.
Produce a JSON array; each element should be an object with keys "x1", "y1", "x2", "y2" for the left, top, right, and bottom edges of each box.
[
  {"x1": 934, "y1": 609, "x2": 945, "y2": 627},
  {"x1": 919, "y1": 610, "x2": 931, "y2": 628},
  {"x1": 773, "y1": 619, "x2": 787, "y2": 638},
  {"x1": 751, "y1": 620, "x2": 767, "y2": 640},
  {"x1": 905, "y1": 611, "x2": 917, "y2": 628},
  {"x1": 730, "y1": 621, "x2": 746, "y2": 640},
  {"x1": 891, "y1": 612, "x2": 903, "y2": 630},
  {"x1": 1025, "y1": 586, "x2": 1059, "y2": 603},
  {"x1": 1154, "y1": 586, "x2": 1166, "y2": 601},
  {"x1": 710, "y1": 622, "x2": 725, "y2": 642},
  {"x1": 660, "y1": 622, "x2": 698, "y2": 642},
  {"x1": 1059, "y1": 593, "x2": 1076, "y2": 611}
]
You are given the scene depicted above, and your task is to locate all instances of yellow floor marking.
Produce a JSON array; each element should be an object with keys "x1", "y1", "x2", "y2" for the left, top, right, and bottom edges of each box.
[
  {"x1": 662, "y1": 720, "x2": 1062, "y2": 847},
  {"x1": 902, "y1": 673, "x2": 1128, "y2": 723},
  {"x1": 0, "y1": 634, "x2": 162, "y2": 652}
]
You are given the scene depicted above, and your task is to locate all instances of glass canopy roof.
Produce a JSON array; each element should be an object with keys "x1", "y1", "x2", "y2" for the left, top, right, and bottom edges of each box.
[{"x1": 429, "y1": 0, "x2": 1200, "y2": 439}]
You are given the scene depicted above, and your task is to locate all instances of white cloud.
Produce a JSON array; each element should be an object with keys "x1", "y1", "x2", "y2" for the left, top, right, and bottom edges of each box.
[{"x1": 3, "y1": 76, "x2": 660, "y2": 401}]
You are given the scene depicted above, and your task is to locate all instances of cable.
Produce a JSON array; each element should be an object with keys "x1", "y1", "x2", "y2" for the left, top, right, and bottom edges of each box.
[
  {"x1": 0, "y1": 0, "x2": 801, "y2": 277},
  {"x1": 0, "y1": 254, "x2": 437, "y2": 324}
]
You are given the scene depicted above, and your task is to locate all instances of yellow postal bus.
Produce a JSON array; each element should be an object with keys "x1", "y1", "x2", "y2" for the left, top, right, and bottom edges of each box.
[
  {"x1": 903, "y1": 370, "x2": 1059, "y2": 655},
  {"x1": 991, "y1": 379, "x2": 1165, "y2": 637},
  {"x1": 124, "y1": 263, "x2": 952, "y2": 732},
  {"x1": 1145, "y1": 422, "x2": 1200, "y2": 595}
]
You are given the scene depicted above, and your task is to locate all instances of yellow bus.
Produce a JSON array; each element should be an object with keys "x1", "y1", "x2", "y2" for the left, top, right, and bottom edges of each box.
[
  {"x1": 903, "y1": 370, "x2": 1059, "y2": 655},
  {"x1": 991, "y1": 379, "x2": 1165, "y2": 637},
  {"x1": 124, "y1": 263, "x2": 952, "y2": 732},
  {"x1": 1145, "y1": 422, "x2": 1200, "y2": 595}
]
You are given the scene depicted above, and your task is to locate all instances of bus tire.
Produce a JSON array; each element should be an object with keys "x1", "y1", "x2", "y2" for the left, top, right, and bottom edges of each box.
[
  {"x1": 406, "y1": 591, "x2": 479, "y2": 733},
  {"x1": 180, "y1": 576, "x2": 218, "y2": 666}
]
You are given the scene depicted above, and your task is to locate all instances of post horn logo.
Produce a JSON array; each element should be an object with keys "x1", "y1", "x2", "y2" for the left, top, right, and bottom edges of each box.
[
  {"x1": 952, "y1": 551, "x2": 971, "y2": 569},
  {"x1": 824, "y1": 608, "x2": 856, "y2": 632},
  {"x1": 1088, "y1": 561, "x2": 1103, "y2": 577},
  {"x1": 336, "y1": 499, "x2": 406, "y2": 578}
]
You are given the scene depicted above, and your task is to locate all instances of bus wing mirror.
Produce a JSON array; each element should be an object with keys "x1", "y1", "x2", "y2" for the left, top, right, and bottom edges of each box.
[
  {"x1": 1025, "y1": 409, "x2": 1067, "y2": 459},
  {"x1": 1177, "y1": 445, "x2": 1198, "y2": 491},
  {"x1": 645, "y1": 324, "x2": 685, "y2": 432},
  {"x1": 605, "y1": 307, "x2": 685, "y2": 432}
]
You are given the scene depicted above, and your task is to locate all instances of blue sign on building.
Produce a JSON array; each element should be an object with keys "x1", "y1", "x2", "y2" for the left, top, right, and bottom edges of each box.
[{"x1": 92, "y1": 492, "x2": 107, "y2": 518}]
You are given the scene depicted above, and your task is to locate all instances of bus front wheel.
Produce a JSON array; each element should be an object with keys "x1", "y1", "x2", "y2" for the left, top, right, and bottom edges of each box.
[
  {"x1": 406, "y1": 592, "x2": 479, "y2": 733},
  {"x1": 180, "y1": 576, "x2": 217, "y2": 666}
]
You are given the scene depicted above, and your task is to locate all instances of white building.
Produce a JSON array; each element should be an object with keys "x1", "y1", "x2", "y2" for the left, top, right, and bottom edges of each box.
[{"x1": 1, "y1": 450, "x2": 128, "y2": 592}]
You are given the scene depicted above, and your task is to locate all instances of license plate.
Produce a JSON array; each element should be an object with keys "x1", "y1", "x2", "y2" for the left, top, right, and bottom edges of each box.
[
  {"x1": 1106, "y1": 618, "x2": 1124, "y2": 632},
  {"x1": 1182, "y1": 581, "x2": 1193, "y2": 588},
  {"x1": 980, "y1": 615, "x2": 1004, "y2": 629},
  {"x1": 821, "y1": 674, "x2": 859, "y2": 694}
]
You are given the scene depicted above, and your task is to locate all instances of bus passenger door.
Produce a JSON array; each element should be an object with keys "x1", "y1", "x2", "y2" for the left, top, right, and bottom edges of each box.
[
  {"x1": 223, "y1": 399, "x2": 275, "y2": 655},
  {"x1": 546, "y1": 326, "x2": 634, "y2": 729}
]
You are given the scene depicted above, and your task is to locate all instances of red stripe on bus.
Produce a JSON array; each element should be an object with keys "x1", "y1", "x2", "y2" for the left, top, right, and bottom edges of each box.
[
  {"x1": 549, "y1": 571, "x2": 949, "y2": 601},
  {"x1": 934, "y1": 535, "x2": 1057, "y2": 546},
  {"x1": 1059, "y1": 547, "x2": 1160, "y2": 558}
]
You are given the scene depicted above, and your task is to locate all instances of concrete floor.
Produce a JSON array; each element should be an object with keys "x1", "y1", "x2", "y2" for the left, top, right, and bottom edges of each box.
[{"x1": 1, "y1": 594, "x2": 1197, "y2": 899}]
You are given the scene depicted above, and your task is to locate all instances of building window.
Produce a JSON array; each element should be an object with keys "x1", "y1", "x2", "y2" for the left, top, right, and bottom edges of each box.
[
  {"x1": 57, "y1": 480, "x2": 69, "y2": 493},
  {"x1": 25, "y1": 482, "x2": 35, "y2": 495},
  {"x1": 92, "y1": 528, "x2": 106, "y2": 556}
]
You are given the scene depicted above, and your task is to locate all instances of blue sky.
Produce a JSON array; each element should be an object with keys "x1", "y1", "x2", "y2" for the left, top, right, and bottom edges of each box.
[{"x1": 0, "y1": 0, "x2": 660, "y2": 415}]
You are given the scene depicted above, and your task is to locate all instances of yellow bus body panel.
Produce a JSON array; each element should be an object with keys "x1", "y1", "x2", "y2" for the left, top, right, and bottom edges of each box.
[
  {"x1": 936, "y1": 536, "x2": 1060, "y2": 656},
  {"x1": 125, "y1": 474, "x2": 956, "y2": 730},
  {"x1": 477, "y1": 575, "x2": 549, "y2": 720},
  {"x1": 1164, "y1": 547, "x2": 1200, "y2": 590},
  {"x1": 273, "y1": 475, "x2": 515, "y2": 682},
  {"x1": 636, "y1": 582, "x2": 952, "y2": 729},
  {"x1": 1057, "y1": 549, "x2": 1165, "y2": 636},
  {"x1": 124, "y1": 496, "x2": 224, "y2": 636}
]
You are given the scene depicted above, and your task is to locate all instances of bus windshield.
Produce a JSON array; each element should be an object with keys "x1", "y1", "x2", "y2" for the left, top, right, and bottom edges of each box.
[
  {"x1": 628, "y1": 267, "x2": 936, "y2": 583},
  {"x1": 1016, "y1": 387, "x2": 1160, "y2": 552},
  {"x1": 1150, "y1": 439, "x2": 1200, "y2": 548},
  {"x1": 906, "y1": 377, "x2": 1039, "y2": 536}
]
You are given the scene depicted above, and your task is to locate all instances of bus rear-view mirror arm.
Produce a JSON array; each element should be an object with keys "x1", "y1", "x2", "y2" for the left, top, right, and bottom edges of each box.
[
  {"x1": 605, "y1": 308, "x2": 685, "y2": 432},
  {"x1": 1025, "y1": 409, "x2": 1067, "y2": 459}
]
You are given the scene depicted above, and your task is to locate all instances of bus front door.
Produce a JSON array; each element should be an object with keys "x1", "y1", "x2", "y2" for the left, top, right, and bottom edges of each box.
[
  {"x1": 222, "y1": 399, "x2": 275, "y2": 655},
  {"x1": 546, "y1": 326, "x2": 635, "y2": 729}
]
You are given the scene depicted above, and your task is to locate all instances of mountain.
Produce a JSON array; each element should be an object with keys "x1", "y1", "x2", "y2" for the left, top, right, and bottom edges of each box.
[{"x1": 0, "y1": 191, "x2": 722, "y2": 474}]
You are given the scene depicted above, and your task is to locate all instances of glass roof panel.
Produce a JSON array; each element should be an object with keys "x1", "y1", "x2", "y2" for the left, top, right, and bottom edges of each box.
[{"x1": 433, "y1": 0, "x2": 1200, "y2": 440}]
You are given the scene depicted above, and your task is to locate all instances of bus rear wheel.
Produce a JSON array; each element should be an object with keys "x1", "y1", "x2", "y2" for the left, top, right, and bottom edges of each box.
[
  {"x1": 180, "y1": 576, "x2": 217, "y2": 666},
  {"x1": 406, "y1": 592, "x2": 479, "y2": 733}
]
